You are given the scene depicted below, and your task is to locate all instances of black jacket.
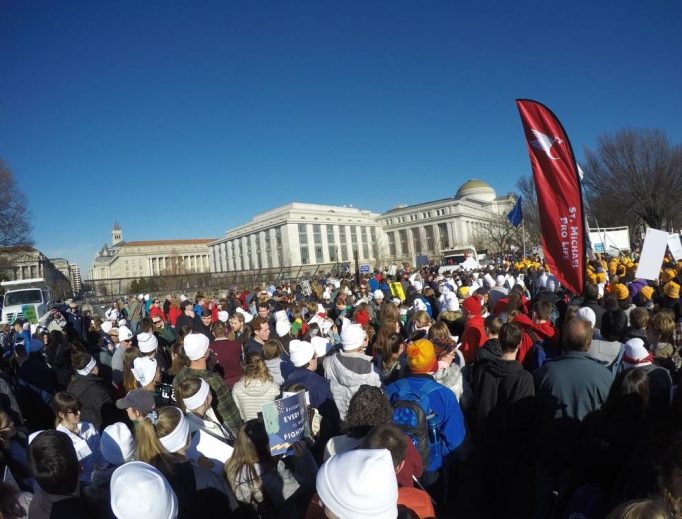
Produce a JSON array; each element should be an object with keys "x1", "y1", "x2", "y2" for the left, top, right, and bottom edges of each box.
[
  {"x1": 28, "y1": 489, "x2": 108, "y2": 519},
  {"x1": 66, "y1": 374, "x2": 114, "y2": 432},
  {"x1": 581, "y1": 300, "x2": 606, "y2": 329},
  {"x1": 474, "y1": 356, "x2": 535, "y2": 455},
  {"x1": 470, "y1": 338, "x2": 501, "y2": 382}
]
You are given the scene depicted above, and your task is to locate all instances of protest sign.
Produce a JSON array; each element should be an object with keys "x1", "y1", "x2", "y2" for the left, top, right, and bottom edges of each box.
[
  {"x1": 261, "y1": 392, "x2": 309, "y2": 456},
  {"x1": 389, "y1": 282, "x2": 405, "y2": 301},
  {"x1": 21, "y1": 305, "x2": 38, "y2": 324},
  {"x1": 636, "y1": 228, "x2": 670, "y2": 281},
  {"x1": 668, "y1": 234, "x2": 682, "y2": 262}
]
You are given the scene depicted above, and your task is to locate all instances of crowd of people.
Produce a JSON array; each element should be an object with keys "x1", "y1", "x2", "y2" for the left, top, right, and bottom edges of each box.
[{"x1": 0, "y1": 253, "x2": 682, "y2": 518}]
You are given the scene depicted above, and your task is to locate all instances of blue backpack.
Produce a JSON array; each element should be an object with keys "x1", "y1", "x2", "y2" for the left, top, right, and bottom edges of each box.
[
  {"x1": 390, "y1": 379, "x2": 442, "y2": 470},
  {"x1": 523, "y1": 330, "x2": 550, "y2": 373}
]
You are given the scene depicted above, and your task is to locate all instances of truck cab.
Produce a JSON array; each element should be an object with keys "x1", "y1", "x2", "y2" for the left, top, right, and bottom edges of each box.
[{"x1": 1, "y1": 278, "x2": 54, "y2": 325}]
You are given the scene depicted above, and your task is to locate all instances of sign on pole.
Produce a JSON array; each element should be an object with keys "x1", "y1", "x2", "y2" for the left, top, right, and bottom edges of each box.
[
  {"x1": 635, "y1": 228, "x2": 670, "y2": 281},
  {"x1": 359, "y1": 264, "x2": 370, "y2": 274}
]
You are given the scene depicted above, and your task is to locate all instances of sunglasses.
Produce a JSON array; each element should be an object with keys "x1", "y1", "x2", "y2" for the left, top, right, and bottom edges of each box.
[{"x1": 67, "y1": 409, "x2": 81, "y2": 416}]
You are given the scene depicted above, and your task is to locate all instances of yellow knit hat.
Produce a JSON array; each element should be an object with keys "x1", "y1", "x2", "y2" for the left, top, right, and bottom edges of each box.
[
  {"x1": 614, "y1": 284, "x2": 629, "y2": 301},
  {"x1": 640, "y1": 286, "x2": 654, "y2": 300},
  {"x1": 406, "y1": 339, "x2": 439, "y2": 374},
  {"x1": 596, "y1": 273, "x2": 606, "y2": 284},
  {"x1": 588, "y1": 273, "x2": 597, "y2": 284},
  {"x1": 665, "y1": 281, "x2": 680, "y2": 299}
]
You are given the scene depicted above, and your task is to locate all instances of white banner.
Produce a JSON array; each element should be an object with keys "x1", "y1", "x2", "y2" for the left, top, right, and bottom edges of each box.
[{"x1": 635, "y1": 228, "x2": 670, "y2": 281}]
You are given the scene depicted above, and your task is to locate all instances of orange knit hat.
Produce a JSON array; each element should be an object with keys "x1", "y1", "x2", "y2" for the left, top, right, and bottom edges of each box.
[
  {"x1": 406, "y1": 339, "x2": 439, "y2": 374},
  {"x1": 614, "y1": 284, "x2": 629, "y2": 301}
]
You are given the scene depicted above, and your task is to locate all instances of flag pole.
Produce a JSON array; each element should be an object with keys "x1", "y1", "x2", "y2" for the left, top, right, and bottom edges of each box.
[{"x1": 523, "y1": 219, "x2": 526, "y2": 258}]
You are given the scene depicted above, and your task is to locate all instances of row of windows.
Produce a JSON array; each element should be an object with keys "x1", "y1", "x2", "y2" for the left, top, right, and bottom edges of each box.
[
  {"x1": 382, "y1": 207, "x2": 448, "y2": 226},
  {"x1": 387, "y1": 223, "x2": 452, "y2": 256}
]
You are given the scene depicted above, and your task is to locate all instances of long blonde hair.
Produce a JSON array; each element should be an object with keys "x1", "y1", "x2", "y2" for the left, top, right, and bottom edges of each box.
[
  {"x1": 242, "y1": 352, "x2": 273, "y2": 386},
  {"x1": 135, "y1": 406, "x2": 188, "y2": 475},
  {"x1": 123, "y1": 347, "x2": 141, "y2": 393},
  {"x1": 224, "y1": 419, "x2": 274, "y2": 505}
]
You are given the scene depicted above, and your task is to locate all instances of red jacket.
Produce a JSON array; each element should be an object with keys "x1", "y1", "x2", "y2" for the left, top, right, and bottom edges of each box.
[
  {"x1": 493, "y1": 295, "x2": 530, "y2": 315},
  {"x1": 168, "y1": 306, "x2": 182, "y2": 327},
  {"x1": 512, "y1": 314, "x2": 559, "y2": 363},
  {"x1": 461, "y1": 315, "x2": 488, "y2": 364},
  {"x1": 149, "y1": 306, "x2": 167, "y2": 322}
]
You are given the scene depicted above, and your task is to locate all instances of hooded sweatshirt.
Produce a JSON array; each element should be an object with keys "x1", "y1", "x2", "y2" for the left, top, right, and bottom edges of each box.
[
  {"x1": 231, "y1": 378, "x2": 280, "y2": 421},
  {"x1": 513, "y1": 314, "x2": 559, "y2": 364},
  {"x1": 323, "y1": 352, "x2": 381, "y2": 420},
  {"x1": 474, "y1": 356, "x2": 535, "y2": 454}
]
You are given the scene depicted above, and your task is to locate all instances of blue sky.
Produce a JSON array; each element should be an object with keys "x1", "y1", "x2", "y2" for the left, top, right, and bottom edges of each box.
[{"x1": 1, "y1": 1, "x2": 681, "y2": 277}]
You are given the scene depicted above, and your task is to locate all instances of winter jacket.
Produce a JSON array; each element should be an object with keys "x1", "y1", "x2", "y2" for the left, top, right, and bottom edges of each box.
[
  {"x1": 231, "y1": 377, "x2": 280, "y2": 421},
  {"x1": 211, "y1": 338, "x2": 244, "y2": 388},
  {"x1": 533, "y1": 351, "x2": 614, "y2": 467},
  {"x1": 127, "y1": 299, "x2": 143, "y2": 322},
  {"x1": 231, "y1": 449, "x2": 318, "y2": 519},
  {"x1": 56, "y1": 421, "x2": 103, "y2": 485},
  {"x1": 285, "y1": 368, "x2": 341, "y2": 433},
  {"x1": 513, "y1": 314, "x2": 559, "y2": 364},
  {"x1": 474, "y1": 357, "x2": 535, "y2": 455},
  {"x1": 461, "y1": 315, "x2": 488, "y2": 364},
  {"x1": 398, "y1": 487, "x2": 436, "y2": 519},
  {"x1": 265, "y1": 357, "x2": 294, "y2": 386},
  {"x1": 28, "y1": 489, "x2": 108, "y2": 519},
  {"x1": 245, "y1": 337, "x2": 265, "y2": 356},
  {"x1": 386, "y1": 374, "x2": 465, "y2": 471},
  {"x1": 168, "y1": 306, "x2": 182, "y2": 327},
  {"x1": 66, "y1": 374, "x2": 114, "y2": 432},
  {"x1": 323, "y1": 351, "x2": 381, "y2": 420},
  {"x1": 149, "y1": 306, "x2": 167, "y2": 322}
]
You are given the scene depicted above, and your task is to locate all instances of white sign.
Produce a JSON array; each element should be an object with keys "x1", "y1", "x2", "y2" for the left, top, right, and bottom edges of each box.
[
  {"x1": 635, "y1": 228, "x2": 670, "y2": 281},
  {"x1": 668, "y1": 234, "x2": 682, "y2": 262},
  {"x1": 187, "y1": 430, "x2": 234, "y2": 475}
]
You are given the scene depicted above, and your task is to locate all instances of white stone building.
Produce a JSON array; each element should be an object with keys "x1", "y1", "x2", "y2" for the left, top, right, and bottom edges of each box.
[
  {"x1": 88, "y1": 222, "x2": 216, "y2": 281},
  {"x1": 377, "y1": 179, "x2": 516, "y2": 262},
  {"x1": 208, "y1": 203, "x2": 385, "y2": 273}
]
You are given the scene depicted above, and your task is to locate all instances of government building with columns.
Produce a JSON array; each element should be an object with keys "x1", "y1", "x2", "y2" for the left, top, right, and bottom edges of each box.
[
  {"x1": 208, "y1": 203, "x2": 384, "y2": 274},
  {"x1": 88, "y1": 222, "x2": 216, "y2": 282},
  {"x1": 208, "y1": 180, "x2": 515, "y2": 272}
]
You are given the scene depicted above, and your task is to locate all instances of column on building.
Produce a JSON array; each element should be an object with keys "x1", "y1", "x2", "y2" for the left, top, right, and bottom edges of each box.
[{"x1": 220, "y1": 242, "x2": 227, "y2": 272}]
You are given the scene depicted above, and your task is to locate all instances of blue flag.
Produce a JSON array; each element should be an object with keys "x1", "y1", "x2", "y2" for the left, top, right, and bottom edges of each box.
[{"x1": 507, "y1": 197, "x2": 523, "y2": 227}]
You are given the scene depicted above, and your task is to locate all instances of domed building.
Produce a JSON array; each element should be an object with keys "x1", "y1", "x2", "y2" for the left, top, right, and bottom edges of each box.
[{"x1": 377, "y1": 179, "x2": 516, "y2": 262}]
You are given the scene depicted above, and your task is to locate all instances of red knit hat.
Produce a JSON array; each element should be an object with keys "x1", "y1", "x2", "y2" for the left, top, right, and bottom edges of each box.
[
  {"x1": 355, "y1": 310, "x2": 369, "y2": 327},
  {"x1": 462, "y1": 295, "x2": 482, "y2": 315}
]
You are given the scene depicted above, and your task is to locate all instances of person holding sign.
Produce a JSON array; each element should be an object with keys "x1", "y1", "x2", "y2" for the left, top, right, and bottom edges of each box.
[{"x1": 225, "y1": 418, "x2": 318, "y2": 519}]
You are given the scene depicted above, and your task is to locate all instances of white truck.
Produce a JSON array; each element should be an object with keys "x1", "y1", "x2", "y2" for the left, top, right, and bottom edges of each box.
[{"x1": 1, "y1": 278, "x2": 55, "y2": 325}]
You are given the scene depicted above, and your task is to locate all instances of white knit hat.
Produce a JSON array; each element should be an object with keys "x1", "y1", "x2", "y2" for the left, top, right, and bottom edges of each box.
[
  {"x1": 274, "y1": 310, "x2": 290, "y2": 337},
  {"x1": 289, "y1": 340, "x2": 315, "y2": 367},
  {"x1": 236, "y1": 307, "x2": 253, "y2": 323},
  {"x1": 576, "y1": 307, "x2": 597, "y2": 329},
  {"x1": 496, "y1": 275, "x2": 505, "y2": 286},
  {"x1": 217, "y1": 311, "x2": 228, "y2": 323},
  {"x1": 132, "y1": 357, "x2": 158, "y2": 387},
  {"x1": 101, "y1": 321, "x2": 113, "y2": 334},
  {"x1": 137, "y1": 332, "x2": 158, "y2": 354},
  {"x1": 118, "y1": 325, "x2": 133, "y2": 342},
  {"x1": 412, "y1": 281, "x2": 423, "y2": 291},
  {"x1": 183, "y1": 333, "x2": 210, "y2": 361},
  {"x1": 340, "y1": 322, "x2": 365, "y2": 351},
  {"x1": 373, "y1": 290, "x2": 384, "y2": 300},
  {"x1": 311, "y1": 336, "x2": 333, "y2": 358},
  {"x1": 317, "y1": 449, "x2": 398, "y2": 519},
  {"x1": 111, "y1": 461, "x2": 178, "y2": 519},
  {"x1": 622, "y1": 338, "x2": 653, "y2": 369},
  {"x1": 101, "y1": 422, "x2": 135, "y2": 466}
]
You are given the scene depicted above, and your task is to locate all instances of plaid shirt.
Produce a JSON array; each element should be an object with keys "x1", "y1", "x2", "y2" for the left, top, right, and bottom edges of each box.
[{"x1": 174, "y1": 366, "x2": 243, "y2": 435}]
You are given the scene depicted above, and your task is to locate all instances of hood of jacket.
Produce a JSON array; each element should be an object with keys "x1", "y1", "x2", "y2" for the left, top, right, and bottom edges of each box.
[
  {"x1": 325, "y1": 351, "x2": 375, "y2": 387},
  {"x1": 264, "y1": 358, "x2": 282, "y2": 377},
  {"x1": 480, "y1": 356, "x2": 524, "y2": 378}
]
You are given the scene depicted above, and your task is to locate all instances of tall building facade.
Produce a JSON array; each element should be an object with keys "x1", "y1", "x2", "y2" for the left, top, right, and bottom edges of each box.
[{"x1": 208, "y1": 203, "x2": 385, "y2": 273}]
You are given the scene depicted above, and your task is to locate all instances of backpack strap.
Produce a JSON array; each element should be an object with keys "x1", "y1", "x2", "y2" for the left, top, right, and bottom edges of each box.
[{"x1": 526, "y1": 330, "x2": 541, "y2": 343}]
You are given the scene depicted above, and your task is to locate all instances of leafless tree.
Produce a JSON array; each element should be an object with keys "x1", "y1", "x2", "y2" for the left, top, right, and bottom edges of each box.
[
  {"x1": 0, "y1": 161, "x2": 34, "y2": 278},
  {"x1": 582, "y1": 128, "x2": 682, "y2": 230},
  {"x1": 471, "y1": 214, "x2": 524, "y2": 255}
]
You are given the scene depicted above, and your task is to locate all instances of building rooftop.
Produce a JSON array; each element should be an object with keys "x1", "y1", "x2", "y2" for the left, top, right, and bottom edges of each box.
[{"x1": 122, "y1": 239, "x2": 217, "y2": 247}]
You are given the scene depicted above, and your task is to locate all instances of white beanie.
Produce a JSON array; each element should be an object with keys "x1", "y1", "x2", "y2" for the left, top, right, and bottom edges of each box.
[
  {"x1": 623, "y1": 338, "x2": 653, "y2": 369},
  {"x1": 289, "y1": 340, "x2": 315, "y2": 367},
  {"x1": 373, "y1": 290, "x2": 384, "y2": 300},
  {"x1": 101, "y1": 321, "x2": 113, "y2": 334},
  {"x1": 217, "y1": 311, "x2": 228, "y2": 323},
  {"x1": 144, "y1": 294, "x2": 150, "y2": 301},
  {"x1": 132, "y1": 357, "x2": 158, "y2": 387},
  {"x1": 137, "y1": 332, "x2": 158, "y2": 353},
  {"x1": 118, "y1": 325, "x2": 133, "y2": 342},
  {"x1": 274, "y1": 310, "x2": 290, "y2": 337},
  {"x1": 576, "y1": 307, "x2": 597, "y2": 329},
  {"x1": 101, "y1": 422, "x2": 135, "y2": 466},
  {"x1": 111, "y1": 461, "x2": 178, "y2": 519},
  {"x1": 236, "y1": 307, "x2": 253, "y2": 323},
  {"x1": 322, "y1": 292, "x2": 331, "y2": 300},
  {"x1": 340, "y1": 323, "x2": 365, "y2": 351},
  {"x1": 412, "y1": 281, "x2": 423, "y2": 292},
  {"x1": 183, "y1": 333, "x2": 210, "y2": 361},
  {"x1": 317, "y1": 449, "x2": 398, "y2": 519},
  {"x1": 311, "y1": 336, "x2": 332, "y2": 358},
  {"x1": 138, "y1": 294, "x2": 144, "y2": 301},
  {"x1": 496, "y1": 275, "x2": 505, "y2": 286}
]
